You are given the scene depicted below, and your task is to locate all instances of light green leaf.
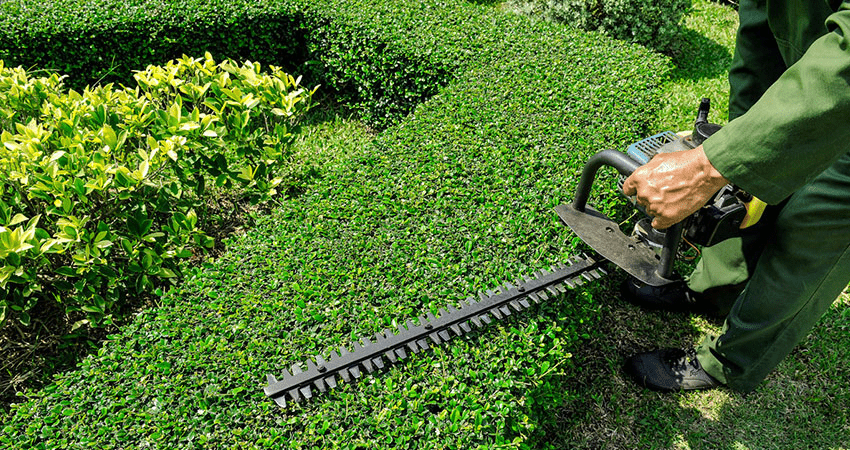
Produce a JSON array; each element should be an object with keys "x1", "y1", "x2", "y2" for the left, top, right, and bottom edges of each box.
[{"x1": 8, "y1": 213, "x2": 28, "y2": 226}]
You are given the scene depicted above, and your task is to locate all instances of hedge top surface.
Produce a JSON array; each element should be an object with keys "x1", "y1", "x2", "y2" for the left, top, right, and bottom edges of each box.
[
  {"x1": 1, "y1": 0, "x2": 671, "y2": 448},
  {"x1": 0, "y1": 0, "x2": 291, "y2": 31}
]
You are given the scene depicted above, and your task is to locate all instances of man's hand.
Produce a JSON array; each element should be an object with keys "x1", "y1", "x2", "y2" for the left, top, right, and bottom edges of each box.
[{"x1": 622, "y1": 146, "x2": 729, "y2": 229}]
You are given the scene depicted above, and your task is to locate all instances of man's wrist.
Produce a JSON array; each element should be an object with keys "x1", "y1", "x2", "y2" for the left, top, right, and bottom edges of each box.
[{"x1": 696, "y1": 145, "x2": 730, "y2": 193}]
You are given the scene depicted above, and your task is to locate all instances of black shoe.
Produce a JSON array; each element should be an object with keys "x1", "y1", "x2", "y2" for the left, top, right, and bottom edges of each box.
[
  {"x1": 621, "y1": 278, "x2": 719, "y2": 316},
  {"x1": 624, "y1": 347, "x2": 723, "y2": 392}
]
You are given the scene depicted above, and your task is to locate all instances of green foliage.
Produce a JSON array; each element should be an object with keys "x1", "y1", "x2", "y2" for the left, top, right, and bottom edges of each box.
[
  {"x1": 1, "y1": 0, "x2": 672, "y2": 448},
  {"x1": 0, "y1": 0, "x2": 453, "y2": 128},
  {"x1": 510, "y1": 0, "x2": 693, "y2": 52},
  {"x1": 0, "y1": 55, "x2": 315, "y2": 328}
]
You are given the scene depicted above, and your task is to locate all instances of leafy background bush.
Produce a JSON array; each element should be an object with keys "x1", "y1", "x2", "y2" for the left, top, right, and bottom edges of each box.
[
  {"x1": 509, "y1": 0, "x2": 693, "y2": 52},
  {"x1": 0, "y1": 55, "x2": 315, "y2": 329}
]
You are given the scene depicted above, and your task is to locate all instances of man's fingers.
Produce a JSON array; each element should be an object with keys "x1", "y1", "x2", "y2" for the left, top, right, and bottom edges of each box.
[
  {"x1": 622, "y1": 174, "x2": 637, "y2": 196},
  {"x1": 650, "y1": 216, "x2": 672, "y2": 230}
]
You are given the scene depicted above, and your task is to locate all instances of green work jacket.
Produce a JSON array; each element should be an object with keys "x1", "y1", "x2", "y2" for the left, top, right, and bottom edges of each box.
[{"x1": 703, "y1": 0, "x2": 850, "y2": 204}]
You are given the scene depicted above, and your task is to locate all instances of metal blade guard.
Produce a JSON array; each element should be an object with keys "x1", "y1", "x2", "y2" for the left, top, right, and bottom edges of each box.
[{"x1": 556, "y1": 149, "x2": 683, "y2": 287}]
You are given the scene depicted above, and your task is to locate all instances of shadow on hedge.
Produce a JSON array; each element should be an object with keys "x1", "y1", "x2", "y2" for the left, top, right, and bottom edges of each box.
[{"x1": 668, "y1": 28, "x2": 734, "y2": 82}]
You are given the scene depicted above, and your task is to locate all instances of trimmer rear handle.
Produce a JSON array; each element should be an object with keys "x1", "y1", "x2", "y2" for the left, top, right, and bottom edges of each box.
[
  {"x1": 571, "y1": 149, "x2": 640, "y2": 212},
  {"x1": 560, "y1": 149, "x2": 684, "y2": 285}
]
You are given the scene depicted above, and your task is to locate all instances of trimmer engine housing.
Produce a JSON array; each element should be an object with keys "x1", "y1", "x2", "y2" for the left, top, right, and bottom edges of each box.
[{"x1": 558, "y1": 99, "x2": 748, "y2": 286}]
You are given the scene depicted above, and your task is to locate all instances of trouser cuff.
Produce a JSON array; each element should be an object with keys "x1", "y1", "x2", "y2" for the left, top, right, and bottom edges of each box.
[{"x1": 696, "y1": 335, "x2": 729, "y2": 385}]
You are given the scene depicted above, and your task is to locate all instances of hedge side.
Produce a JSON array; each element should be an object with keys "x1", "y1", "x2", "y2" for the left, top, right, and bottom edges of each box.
[
  {"x1": 0, "y1": 0, "x2": 457, "y2": 127},
  {"x1": 2, "y1": 0, "x2": 671, "y2": 448}
]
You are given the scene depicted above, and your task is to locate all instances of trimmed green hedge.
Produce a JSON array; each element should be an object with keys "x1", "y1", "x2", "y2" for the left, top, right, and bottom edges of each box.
[
  {"x1": 509, "y1": 0, "x2": 692, "y2": 53},
  {"x1": 0, "y1": 0, "x2": 454, "y2": 127},
  {"x1": 1, "y1": 0, "x2": 670, "y2": 448}
]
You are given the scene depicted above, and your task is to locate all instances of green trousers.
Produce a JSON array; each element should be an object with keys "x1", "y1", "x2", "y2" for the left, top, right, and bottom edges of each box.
[{"x1": 692, "y1": 151, "x2": 850, "y2": 392}]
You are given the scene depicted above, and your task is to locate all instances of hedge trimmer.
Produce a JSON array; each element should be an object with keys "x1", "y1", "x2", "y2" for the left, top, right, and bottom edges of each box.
[{"x1": 263, "y1": 99, "x2": 765, "y2": 407}]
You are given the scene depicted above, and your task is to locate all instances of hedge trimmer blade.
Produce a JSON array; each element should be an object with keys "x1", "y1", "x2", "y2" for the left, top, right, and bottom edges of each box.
[{"x1": 263, "y1": 254, "x2": 607, "y2": 407}]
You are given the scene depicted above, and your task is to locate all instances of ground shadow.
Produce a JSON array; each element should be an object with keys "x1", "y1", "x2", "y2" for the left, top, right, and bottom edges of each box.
[{"x1": 523, "y1": 281, "x2": 850, "y2": 448}]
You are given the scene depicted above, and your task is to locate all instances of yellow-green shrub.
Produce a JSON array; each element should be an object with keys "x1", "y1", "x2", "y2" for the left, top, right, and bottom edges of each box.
[{"x1": 0, "y1": 54, "x2": 316, "y2": 328}]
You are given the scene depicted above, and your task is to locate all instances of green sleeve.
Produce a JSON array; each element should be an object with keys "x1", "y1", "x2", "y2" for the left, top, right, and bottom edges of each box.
[{"x1": 702, "y1": 5, "x2": 850, "y2": 204}]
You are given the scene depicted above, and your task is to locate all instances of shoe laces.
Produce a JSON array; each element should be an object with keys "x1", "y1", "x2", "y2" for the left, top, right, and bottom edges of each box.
[{"x1": 666, "y1": 348, "x2": 702, "y2": 375}]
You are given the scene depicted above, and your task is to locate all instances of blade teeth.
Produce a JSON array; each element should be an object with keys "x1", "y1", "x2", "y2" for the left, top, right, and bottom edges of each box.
[
  {"x1": 372, "y1": 357, "x2": 385, "y2": 370},
  {"x1": 326, "y1": 376, "x2": 338, "y2": 389},
  {"x1": 450, "y1": 324, "x2": 462, "y2": 336},
  {"x1": 528, "y1": 292, "x2": 541, "y2": 303},
  {"x1": 503, "y1": 282, "x2": 515, "y2": 292},
  {"x1": 438, "y1": 330, "x2": 451, "y2": 341},
  {"x1": 314, "y1": 378, "x2": 327, "y2": 393},
  {"x1": 417, "y1": 339, "x2": 429, "y2": 350},
  {"x1": 306, "y1": 359, "x2": 318, "y2": 372},
  {"x1": 486, "y1": 289, "x2": 496, "y2": 297},
  {"x1": 407, "y1": 341, "x2": 420, "y2": 354},
  {"x1": 546, "y1": 287, "x2": 558, "y2": 297},
  {"x1": 510, "y1": 300, "x2": 522, "y2": 311},
  {"x1": 395, "y1": 347, "x2": 408, "y2": 360},
  {"x1": 291, "y1": 364, "x2": 303, "y2": 375},
  {"x1": 460, "y1": 322, "x2": 472, "y2": 333},
  {"x1": 339, "y1": 368, "x2": 351, "y2": 383},
  {"x1": 273, "y1": 395, "x2": 287, "y2": 408},
  {"x1": 288, "y1": 388, "x2": 301, "y2": 403},
  {"x1": 479, "y1": 314, "x2": 492, "y2": 325},
  {"x1": 385, "y1": 350, "x2": 398, "y2": 364},
  {"x1": 300, "y1": 385, "x2": 313, "y2": 399},
  {"x1": 490, "y1": 308, "x2": 503, "y2": 320},
  {"x1": 362, "y1": 359, "x2": 376, "y2": 373},
  {"x1": 519, "y1": 298, "x2": 530, "y2": 308},
  {"x1": 349, "y1": 366, "x2": 361, "y2": 379},
  {"x1": 361, "y1": 337, "x2": 372, "y2": 347},
  {"x1": 470, "y1": 316, "x2": 483, "y2": 328},
  {"x1": 499, "y1": 306, "x2": 511, "y2": 317},
  {"x1": 429, "y1": 332, "x2": 442, "y2": 345},
  {"x1": 464, "y1": 296, "x2": 477, "y2": 307},
  {"x1": 266, "y1": 374, "x2": 278, "y2": 384},
  {"x1": 556, "y1": 284, "x2": 567, "y2": 294}
]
